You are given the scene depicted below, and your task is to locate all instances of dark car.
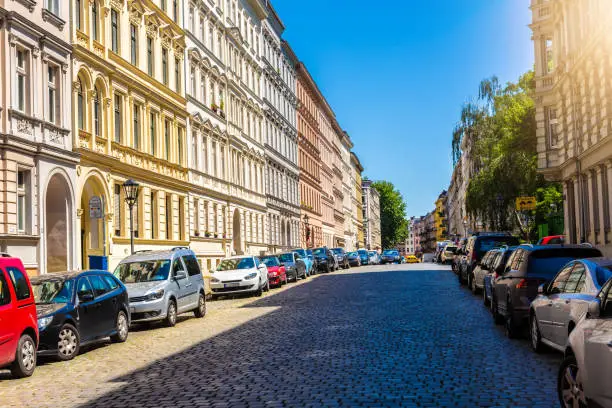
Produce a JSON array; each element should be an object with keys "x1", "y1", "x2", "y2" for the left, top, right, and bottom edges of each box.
[
  {"x1": 331, "y1": 248, "x2": 350, "y2": 269},
  {"x1": 453, "y1": 238, "x2": 468, "y2": 274},
  {"x1": 347, "y1": 252, "x2": 361, "y2": 267},
  {"x1": 278, "y1": 252, "x2": 307, "y2": 281},
  {"x1": 459, "y1": 233, "x2": 520, "y2": 285},
  {"x1": 492, "y1": 245, "x2": 603, "y2": 338},
  {"x1": 381, "y1": 249, "x2": 401, "y2": 264},
  {"x1": 483, "y1": 246, "x2": 517, "y2": 308},
  {"x1": 357, "y1": 249, "x2": 370, "y2": 266},
  {"x1": 31, "y1": 270, "x2": 130, "y2": 361},
  {"x1": 313, "y1": 247, "x2": 336, "y2": 273}
]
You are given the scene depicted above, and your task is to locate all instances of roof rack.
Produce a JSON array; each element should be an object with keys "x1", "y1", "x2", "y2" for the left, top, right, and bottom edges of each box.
[
  {"x1": 171, "y1": 246, "x2": 190, "y2": 251},
  {"x1": 580, "y1": 242, "x2": 593, "y2": 248},
  {"x1": 133, "y1": 250, "x2": 152, "y2": 254}
]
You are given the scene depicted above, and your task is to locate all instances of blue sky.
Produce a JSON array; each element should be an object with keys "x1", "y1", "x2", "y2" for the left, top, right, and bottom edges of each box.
[{"x1": 274, "y1": 0, "x2": 534, "y2": 217}]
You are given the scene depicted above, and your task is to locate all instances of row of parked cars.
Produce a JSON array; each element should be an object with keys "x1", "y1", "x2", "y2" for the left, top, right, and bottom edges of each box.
[
  {"x1": 0, "y1": 244, "x2": 370, "y2": 378},
  {"x1": 452, "y1": 232, "x2": 612, "y2": 407}
]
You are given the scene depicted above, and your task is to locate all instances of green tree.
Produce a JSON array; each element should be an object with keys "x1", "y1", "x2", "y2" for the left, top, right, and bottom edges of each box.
[{"x1": 371, "y1": 181, "x2": 408, "y2": 248}]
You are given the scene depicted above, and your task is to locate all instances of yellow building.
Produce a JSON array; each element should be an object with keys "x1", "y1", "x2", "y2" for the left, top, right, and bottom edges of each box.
[
  {"x1": 72, "y1": 0, "x2": 190, "y2": 270},
  {"x1": 434, "y1": 191, "x2": 448, "y2": 242}
]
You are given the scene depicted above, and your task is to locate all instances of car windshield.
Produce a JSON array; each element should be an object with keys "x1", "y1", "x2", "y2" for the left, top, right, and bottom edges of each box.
[
  {"x1": 279, "y1": 253, "x2": 294, "y2": 263},
  {"x1": 527, "y1": 248, "x2": 602, "y2": 279},
  {"x1": 383, "y1": 250, "x2": 398, "y2": 255},
  {"x1": 114, "y1": 260, "x2": 171, "y2": 283},
  {"x1": 332, "y1": 248, "x2": 343, "y2": 254},
  {"x1": 348, "y1": 252, "x2": 358, "y2": 257},
  {"x1": 369, "y1": 251, "x2": 376, "y2": 256},
  {"x1": 313, "y1": 248, "x2": 325, "y2": 255},
  {"x1": 358, "y1": 250, "x2": 368, "y2": 256},
  {"x1": 261, "y1": 257, "x2": 280, "y2": 267},
  {"x1": 293, "y1": 249, "x2": 306, "y2": 257},
  {"x1": 217, "y1": 258, "x2": 255, "y2": 271},
  {"x1": 445, "y1": 246, "x2": 457, "y2": 253},
  {"x1": 476, "y1": 237, "x2": 519, "y2": 257},
  {"x1": 597, "y1": 266, "x2": 612, "y2": 287},
  {"x1": 32, "y1": 279, "x2": 73, "y2": 304}
]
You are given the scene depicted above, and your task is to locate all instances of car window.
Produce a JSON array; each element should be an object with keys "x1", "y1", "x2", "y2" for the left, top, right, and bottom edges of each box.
[
  {"x1": 172, "y1": 259, "x2": 184, "y2": 276},
  {"x1": 565, "y1": 263, "x2": 586, "y2": 293},
  {"x1": 7, "y1": 267, "x2": 31, "y2": 301},
  {"x1": 102, "y1": 275, "x2": 119, "y2": 290},
  {"x1": 509, "y1": 249, "x2": 524, "y2": 271},
  {"x1": 475, "y1": 237, "x2": 520, "y2": 257},
  {"x1": 550, "y1": 264, "x2": 573, "y2": 294},
  {"x1": 182, "y1": 255, "x2": 201, "y2": 277},
  {"x1": 0, "y1": 271, "x2": 11, "y2": 306},
  {"x1": 76, "y1": 277, "x2": 95, "y2": 302},
  {"x1": 295, "y1": 253, "x2": 302, "y2": 260},
  {"x1": 88, "y1": 275, "x2": 110, "y2": 297}
]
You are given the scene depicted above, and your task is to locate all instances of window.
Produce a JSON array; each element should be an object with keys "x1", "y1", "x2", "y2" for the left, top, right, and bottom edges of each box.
[
  {"x1": 545, "y1": 37, "x2": 554, "y2": 73},
  {"x1": 183, "y1": 255, "x2": 201, "y2": 276},
  {"x1": 208, "y1": 27, "x2": 213, "y2": 51},
  {"x1": 130, "y1": 24, "x2": 138, "y2": 65},
  {"x1": 151, "y1": 192, "x2": 157, "y2": 239},
  {"x1": 114, "y1": 184, "x2": 122, "y2": 236},
  {"x1": 165, "y1": 119, "x2": 171, "y2": 160},
  {"x1": 114, "y1": 94, "x2": 122, "y2": 143},
  {"x1": 133, "y1": 104, "x2": 140, "y2": 149},
  {"x1": 190, "y1": 67, "x2": 196, "y2": 96},
  {"x1": 177, "y1": 127, "x2": 183, "y2": 164},
  {"x1": 92, "y1": 1, "x2": 99, "y2": 41},
  {"x1": 162, "y1": 48, "x2": 168, "y2": 85},
  {"x1": 77, "y1": 79, "x2": 84, "y2": 130},
  {"x1": 102, "y1": 275, "x2": 119, "y2": 290},
  {"x1": 172, "y1": 0, "x2": 177, "y2": 22},
  {"x1": 165, "y1": 195, "x2": 171, "y2": 239},
  {"x1": 211, "y1": 141, "x2": 217, "y2": 177},
  {"x1": 17, "y1": 170, "x2": 28, "y2": 233},
  {"x1": 16, "y1": 49, "x2": 28, "y2": 112},
  {"x1": 150, "y1": 112, "x2": 156, "y2": 155},
  {"x1": 178, "y1": 197, "x2": 184, "y2": 239},
  {"x1": 200, "y1": 17, "x2": 205, "y2": 42},
  {"x1": 94, "y1": 86, "x2": 101, "y2": 137},
  {"x1": 0, "y1": 271, "x2": 11, "y2": 306},
  {"x1": 565, "y1": 263, "x2": 586, "y2": 293},
  {"x1": 160, "y1": 0, "x2": 166, "y2": 12},
  {"x1": 76, "y1": 0, "x2": 82, "y2": 30},
  {"x1": 7, "y1": 267, "x2": 30, "y2": 301},
  {"x1": 546, "y1": 107, "x2": 558, "y2": 148},
  {"x1": 88, "y1": 275, "x2": 110, "y2": 297},
  {"x1": 111, "y1": 9, "x2": 119, "y2": 52},
  {"x1": 189, "y1": 7, "x2": 194, "y2": 32},
  {"x1": 147, "y1": 37, "x2": 154, "y2": 76},
  {"x1": 47, "y1": 66, "x2": 58, "y2": 124},
  {"x1": 76, "y1": 277, "x2": 94, "y2": 301},
  {"x1": 202, "y1": 137, "x2": 208, "y2": 172}
]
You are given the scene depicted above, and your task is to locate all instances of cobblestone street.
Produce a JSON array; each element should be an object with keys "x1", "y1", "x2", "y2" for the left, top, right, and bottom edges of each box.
[{"x1": 0, "y1": 265, "x2": 561, "y2": 407}]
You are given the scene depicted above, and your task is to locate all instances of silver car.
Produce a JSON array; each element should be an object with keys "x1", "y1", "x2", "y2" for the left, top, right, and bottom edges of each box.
[
  {"x1": 210, "y1": 256, "x2": 269, "y2": 298},
  {"x1": 113, "y1": 247, "x2": 207, "y2": 327},
  {"x1": 530, "y1": 258, "x2": 612, "y2": 353},
  {"x1": 558, "y1": 277, "x2": 612, "y2": 408}
]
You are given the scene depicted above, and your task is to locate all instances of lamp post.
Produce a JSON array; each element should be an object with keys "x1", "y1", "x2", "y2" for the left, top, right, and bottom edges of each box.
[
  {"x1": 303, "y1": 214, "x2": 310, "y2": 248},
  {"x1": 122, "y1": 179, "x2": 140, "y2": 255},
  {"x1": 463, "y1": 219, "x2": 468, "y2": 238},
  {"x1": 495, "y1": 194, "x2": 504, "y2": 230}
]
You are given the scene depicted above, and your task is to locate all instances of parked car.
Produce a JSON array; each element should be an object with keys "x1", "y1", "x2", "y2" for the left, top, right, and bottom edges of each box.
[
  {"x1": 558, "y1": 278, "x2": 612, "y2": 408},
  {"x1": 260, "y1": 256, "x2": 287, "y2": 288},
  {"x1": 405, "y1": 255, "x2": 420, "y2": 264},
  {"x1": 381, "y1": 249, "x2": 401, "y2": 264},
  {"x1": 470, "y1": 249, "x2": 499, "y2": 294},
  {"x1": 32, "y1": 270, "x2": 130, "y2": 361},
  {"x1": 459, "y1": 233, "x2": 520, "y2": 285},
  {"x1": 453, "y1": 238, "x2": 468, "y2": 273},
  {"x1": 314, "y1": 247, "x2": 338, "y2": 272},
  {"x1": 0, "y1": 256, "x2": 38, "y2": 377},
  {"x1": 357, "y1": 249, "x2": 370, "y2": 266},
  {"x1": 210, "y1": 256, "x2": 269, "y2": 298},
  {"x1": 292, "y1": 248, "x2": 314, "y2": 276},
  {"x1": 483, "y1": 246, "x2": 517, "y2": 307},
  {"x1": 368, "y1": 251, "x2": 380, "y2": 265},
  {"x1": 441, "y1": 245, "x2": 457, "y2": 264},
  {"x1": 347, "y1": 252, "x2": 361, "y2": 267},
  {"x1": 530, "y1": 258, "x2": 612, "y2": 353},
  {"x1": 492, "y1": 244, "x2": 602, "y2": 338},
  {"x1": 331, "y1": 248, "x2": 350, "y2": 269},
  {"x1": 278, "y1": 252, "x2": 307, "y2": 281},
  {"x1": 114, "y1": 248, "x2": 207, "y2": 325},
  {"x1": 306, "y1": 249, "x2": 315, "y2": 274},
  {"x1": 537, "y1": 235, "x2": 565, "y2": 245}
]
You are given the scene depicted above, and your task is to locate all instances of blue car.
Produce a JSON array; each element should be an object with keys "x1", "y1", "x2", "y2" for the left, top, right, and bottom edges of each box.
[
  {"x1": 358, "y1": 249, "x2": 369, "y2": 266},
  {"x1": 292, "y1": 248, "x2": 314, "y2": 276}
]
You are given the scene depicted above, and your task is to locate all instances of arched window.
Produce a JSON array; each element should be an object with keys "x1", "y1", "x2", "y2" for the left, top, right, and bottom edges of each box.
[
  {"x1": 93, "y1": 85, "x2": 101, "y2": 137},
  {"x1": 77, "y1": 79, "x2": 84, "y2": 130}
]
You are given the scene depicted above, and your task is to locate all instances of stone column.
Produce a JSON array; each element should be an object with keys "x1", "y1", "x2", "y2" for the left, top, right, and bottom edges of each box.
[
  {"x1": 596, "y1": 167, "x2": 606, "y2": 245},
  {"x1": 587, "y1": 172, "x2": 596, "y2": 244},
  {"x1": 563, "y1": 181, "x2": 571, "y2": 242},
  {"x1": 573, "y1": 177, "x2": 582, "y2": 243}
]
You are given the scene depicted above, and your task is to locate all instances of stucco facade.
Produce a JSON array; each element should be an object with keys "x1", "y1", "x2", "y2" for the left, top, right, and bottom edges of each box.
[
  {"x1": 352, "y1": 152, "x2": 365, "y2": 249},
  {"x1": 362, "y1": 179, "x2": 381, "y2": 250}
]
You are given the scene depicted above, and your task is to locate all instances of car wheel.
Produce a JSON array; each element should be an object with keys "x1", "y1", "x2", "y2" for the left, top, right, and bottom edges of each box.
[
  {"x1": 558, "y1": 354, "x2": 586, "y2": 408},
  {"x1": 264, "y1": 280, "x2": 270, "y2": 292},
  {"x1": 165, "y1": 300, "x2": 177, "y2": 327},
  {"x1": 194, "y1": 293, "x2": 207, "y2": 318},
  {"x1": 255, "y1": 283, "x2": 263, "y2": 297},
  {"x1": 482, "y1": 286, "x2": 490, "y2": 307},
  {"x1": 530, "y1": 314, "x2": 544, "y2": 353},
  {"x1": 57, "y1": 324, "x2": 80, "y2": 361},
  {"x1": 471, "y1": 275, "x2": 480, "y2": 294},
  {"x1": 110, "y1": 310, "x2": 129, "y2": 343},
  {"x1": 492, "y1": 299, "x2": 504, "y2": 325},
  {"x1": 10, "y1": 334, "x2": 36, "y2": 378},
  {"x1": 505, "y1": 304, "x2": 518, "y2": 339}
]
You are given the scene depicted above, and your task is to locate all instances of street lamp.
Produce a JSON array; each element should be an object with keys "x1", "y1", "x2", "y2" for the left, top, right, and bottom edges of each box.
[
  {"x1": 303, "y1": 214, "x2": 310, "y2": 248},
  {"x1": 463, "y1": 219, "x2": 468, "y2": 238},
  {"x1": 122, "y1": 179, "x2": 140, "y2": 255},
  {"x1": 495, "y1": 194, "x2": 504, "y2": 230}
]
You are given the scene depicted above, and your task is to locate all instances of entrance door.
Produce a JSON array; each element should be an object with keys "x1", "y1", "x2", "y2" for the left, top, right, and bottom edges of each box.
[
  {"x1": 232, "y1": 209, "x2": 242, "y2": 255},
  {"x1": 80, "y1": 176, "x2": 107, "y2": 269},
  {"x1": 46, "y1": 174, "x2": 72, "y2": 273}
]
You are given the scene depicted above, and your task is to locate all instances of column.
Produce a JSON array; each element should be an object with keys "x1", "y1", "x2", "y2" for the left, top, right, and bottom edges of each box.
[
  {"x1": 587, "y1": 172, "x2": 596, "y2": 244},
  {"x1": 607, "y1": 161, "x2": 612, "y2": 243},
  {"x1": 573, "y1": 177, "x2": 582, "y2": 243},
  {"x1": 596, "y1": 167, "x2": 606, "y2": 245}
]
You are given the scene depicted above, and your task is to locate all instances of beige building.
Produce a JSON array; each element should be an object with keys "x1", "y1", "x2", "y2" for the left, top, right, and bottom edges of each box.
[
  {"x1": 351, "y1": 153, "x2": 365, "y2": 249},
  {"x1": 362, "y1": 179, "x2": 381, "y2": 250},
  {"x1": 0, "y1": 0, "x2": 79, "y2": 275},
  {"x1": 531, "y1": 0, "x2": 612, "y2": 255}
]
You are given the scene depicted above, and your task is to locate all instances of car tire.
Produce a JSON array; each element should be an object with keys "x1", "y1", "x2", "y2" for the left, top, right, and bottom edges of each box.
[
  {"x1": 530, "y1": 314, "x2": 544, "y2": 353},
  {"x1": 165, "y1": 300, "x2": 177, "y2": 327},
  {"x1": 482, "y1": 286, "x2": 490, "y2": 307},
  {"x1": 194, "y1": 293, "x2": 207, "y2": 318},
  {"x1": 471, "y1": 275, "x2": 480, "y2": 294},
  {"x1": 557, "y1": 354, "x2": 584, "y2": 408},
  {"x1": 110, "y1": 310, "x2": 129, "y2": 343},
  {"x1": 505, "y1": 303, "x2": 519, "y2": 339},
  {"x1": 57, "y1": 323, "x2": 80, "y2": 361},
  {"x1": 492, "y1": 299, "x2": 504, "y2": 325},
  {"x1": 264, "y1": 280, "x2": 270, "y2": 292},
  {"x1": 11, "y1": 334, "x2": 36, "y2": 378},
  {"x1": 255, "y1": 281, "x2": 263, "y2": 297}
]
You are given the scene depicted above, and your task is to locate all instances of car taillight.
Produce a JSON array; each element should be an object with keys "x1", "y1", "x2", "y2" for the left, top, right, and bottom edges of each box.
[{"x1": 471, "y1": 252, "x2": 477, "y2": 262}]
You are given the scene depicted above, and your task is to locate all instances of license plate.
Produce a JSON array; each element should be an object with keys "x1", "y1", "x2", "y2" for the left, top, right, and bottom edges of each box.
[{"x1": 224, "y1": 282, "x2": 240, "y2": 288}]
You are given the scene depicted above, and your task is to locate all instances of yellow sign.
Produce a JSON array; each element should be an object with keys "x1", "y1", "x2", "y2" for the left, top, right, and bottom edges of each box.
[{"x1": 516, "y1": 196, "x2": 537, "y2": 211}]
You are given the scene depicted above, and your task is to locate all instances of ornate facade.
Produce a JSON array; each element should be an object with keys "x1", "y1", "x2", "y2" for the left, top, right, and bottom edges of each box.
[
  {"x1": 531, "y1": 0, "x2": 612, "y2": 255},
  {"x1": 362, "y1": 179, "x2": 381, "y2": 250},
  {"x1": 351, "y1": 152, "x2": 364, "y2": 249}
]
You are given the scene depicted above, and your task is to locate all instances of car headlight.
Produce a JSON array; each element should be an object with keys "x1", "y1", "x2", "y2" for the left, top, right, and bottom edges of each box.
[
  {"x1": 269, "y1": 271, "x2": 277, "y2": 276},
  {"x1": 38, "y1": 316, "x2": 53, "y2": 330},
  {"x1": 211, "y1": 277, "x2": 220, "y2": 283},
  {"x1": 244, "y1": 272, "x2": 258, "y2": 280},
  {"x1": 146, "y1": 289, "x2": 165, "y2": 300}
]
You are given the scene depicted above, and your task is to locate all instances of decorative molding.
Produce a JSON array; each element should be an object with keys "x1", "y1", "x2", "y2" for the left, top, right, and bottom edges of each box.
[
  {"x1": 42, "y1": 8, "x2": 66, "y2": 30},
  {"x1": 13, "y1": 0, "x2": 37, "y2": 12}
]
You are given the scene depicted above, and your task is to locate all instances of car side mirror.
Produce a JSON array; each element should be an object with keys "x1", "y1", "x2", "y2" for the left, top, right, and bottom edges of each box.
[
  {"x1": 538, "y1": 283, "x2": 547, "y2": 295},
  {"x1": 587, "y1": 299, "x2": 601, "y2": 319},
  {"x1": 79, "y1": 292, "x2": 94, "y2": 303},
  {"x1": 175, "y1": 270, "x2": 187, "y2": 280}
]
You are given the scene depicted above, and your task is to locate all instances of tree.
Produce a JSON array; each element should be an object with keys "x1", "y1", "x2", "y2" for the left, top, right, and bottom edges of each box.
[{"x1": 371, "y1": 181, "x2": 408, "y2": 248}]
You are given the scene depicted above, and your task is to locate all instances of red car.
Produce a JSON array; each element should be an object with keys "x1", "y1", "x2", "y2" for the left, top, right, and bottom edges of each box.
[
  {"x1": 0, "y1": 256, "x2": 38, "y2": 377},
  {"x1": 537, "y1": 235, "x2": 565, "y2": 245},
  {"x1": 260, "y1": 256, "x2": 287, "y2": 288}
]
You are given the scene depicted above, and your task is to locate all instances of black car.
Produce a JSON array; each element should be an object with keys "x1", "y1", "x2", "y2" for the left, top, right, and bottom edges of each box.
[
  {"x1": 278, "y1": 252, "x2": 308, "y2": 281},
  {"x1": 347, "y1": 251, "x2": 361, "y2": 267},
  {"x1": 31, "y1": 270, "x2": 130, "y2": 361},
  {"x1": 459, "y1": 233, "x2": 520, "y2": 285},
  {"x1": 313, "y1": 247, "x2": 336, "y2": 272},
  {"x1": 381, "y1": 249, "x2": 401, "y2": 264},
  {"x1": 331, "y1": 248, "x2": 350, "y2": 269}
]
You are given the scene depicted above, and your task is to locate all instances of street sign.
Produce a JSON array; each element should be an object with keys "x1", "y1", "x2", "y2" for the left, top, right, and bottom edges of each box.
[
  {"x1": 516, "y1": 196, "x2": 537, "y2": 211},
  {"x1": 89, "y1": 196, "x2": 104, "y2": 219}
]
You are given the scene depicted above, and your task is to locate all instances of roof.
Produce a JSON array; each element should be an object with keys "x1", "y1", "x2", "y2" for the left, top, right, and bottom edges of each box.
[
  {"x1": 118, "y1": 247, "x2": 193, "y2": 263},
  {"x1": 581, "y1": 257, "x2": 612, "y2": 268}
]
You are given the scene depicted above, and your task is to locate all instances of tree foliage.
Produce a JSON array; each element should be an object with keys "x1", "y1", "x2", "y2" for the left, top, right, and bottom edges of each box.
[{"x1": 371, "y1": 181, "x2": 408, "y2": 248}]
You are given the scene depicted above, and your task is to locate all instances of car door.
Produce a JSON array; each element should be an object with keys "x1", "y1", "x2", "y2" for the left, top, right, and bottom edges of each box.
[
  {"x1": 256, "y1": 257, "x2": 268, "y2": 286},
  {"x1": 88, "y1": 274, "x2": 116, "y2": 336},
  {"x1": 0, "y1": 269, "x2": 15, "y2": 364},
  {"x1": 537, "y1": 263, "x2": 573, "y2": 341},
  {"x1": 182, "y1": 254, "x2": 202, "y2": 308},
  {"x1": 171, "y1": 257, "x2": 191, "y2": 313},
  {"x1": 76, "y1": 277, "x2": 103, "y2": 341},
  {"x1": 550, "y1": 262, "x2": 586, "y2": 346},
  {"x1": 495, "y1": 249, "x2": 523, "y2": 314}
]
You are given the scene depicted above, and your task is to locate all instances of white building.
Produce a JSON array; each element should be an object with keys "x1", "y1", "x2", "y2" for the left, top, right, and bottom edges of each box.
[
  {"x1": 340, "y1": 132, "x2": 355, "y2": 250},
  {"x1": 261, "y1": 3, "x2": 300, "y2": 253},
  {"x1": 0, "y1": 0, "x2": 78, "y2": 274}
]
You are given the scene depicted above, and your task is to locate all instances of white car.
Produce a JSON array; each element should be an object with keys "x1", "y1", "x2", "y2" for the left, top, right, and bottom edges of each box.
[{"x1": 210, "y1": 256, "x2": 269, "y2": 299}]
